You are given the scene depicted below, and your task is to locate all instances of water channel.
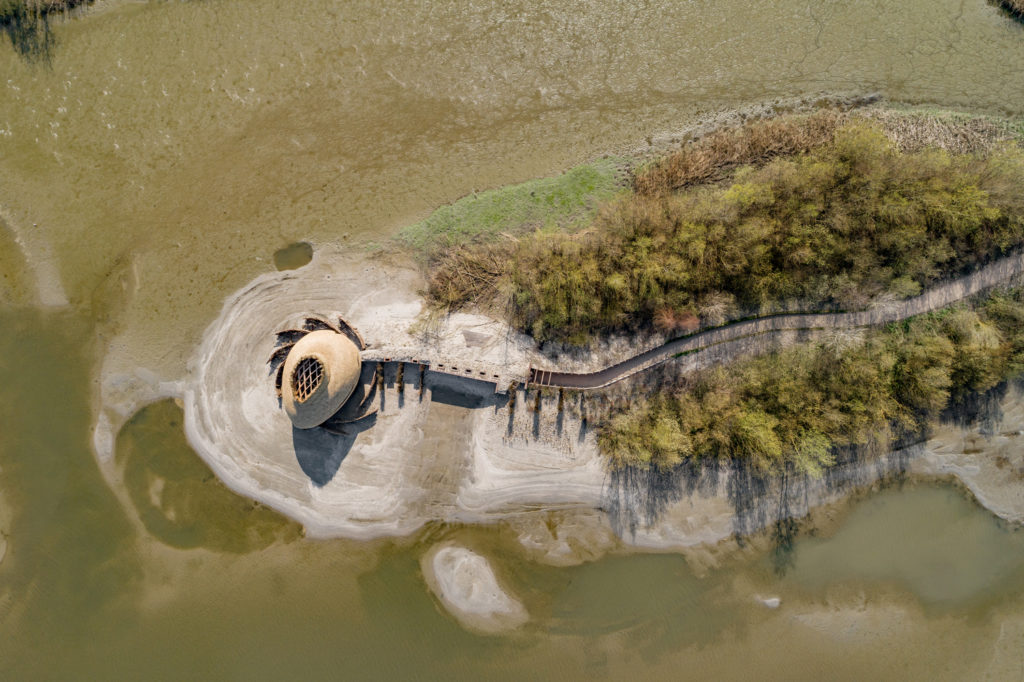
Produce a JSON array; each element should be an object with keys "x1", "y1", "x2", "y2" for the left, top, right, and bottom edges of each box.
[{"x1": 2, "y1": 0, "x2": 1024, "y2": 678}]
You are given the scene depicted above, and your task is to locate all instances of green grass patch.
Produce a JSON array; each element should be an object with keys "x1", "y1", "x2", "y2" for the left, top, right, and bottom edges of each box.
[{"x1": 397, "y1": 156, "x2": 629, "y2": 256}]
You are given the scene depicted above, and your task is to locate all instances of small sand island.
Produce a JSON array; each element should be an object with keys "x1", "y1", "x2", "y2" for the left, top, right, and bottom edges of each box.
[
  {"x1": 422, "y1": 544, "x2": 529, "y2": 634},
  {"x1": 138, "y1": 105, "x2": 1024, "y2": 625}
]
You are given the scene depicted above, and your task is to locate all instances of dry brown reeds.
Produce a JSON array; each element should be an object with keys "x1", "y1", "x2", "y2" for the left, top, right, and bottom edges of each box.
[
  {"x1": 862, "y1": 108, "x2": 1020, "y2": 154},
  {"x1": 653, "y1": 307, "x2": 699, "y2": 335},
  {"x1": 633, "y1": 111, "x2": 845, "y2": 195},
  {"x1": 425, "y1": 241, "x2": 513, "y2": 310}
]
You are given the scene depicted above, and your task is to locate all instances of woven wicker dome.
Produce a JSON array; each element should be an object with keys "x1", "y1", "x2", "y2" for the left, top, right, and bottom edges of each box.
[{"x1": 281, "y1": 330, "x2": 361, "y2": 428}]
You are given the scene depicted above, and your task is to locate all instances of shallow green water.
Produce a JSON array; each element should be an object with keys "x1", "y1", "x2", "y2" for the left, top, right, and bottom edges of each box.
[
  {"x1": 3, "y1": 0, "x2": 1024, "y2": 678},
  {"x1": 781, "y1": 484, "x2": 1024, "y2": 608},
  {"x1": 272, "y1": 242, "x2": 314, "y2": 271}
]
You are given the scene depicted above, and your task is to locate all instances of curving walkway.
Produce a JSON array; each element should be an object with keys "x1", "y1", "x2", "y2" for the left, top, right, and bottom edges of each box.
[{"x1": 528, "y1": 251, "x2": 1024, "y2": 390}]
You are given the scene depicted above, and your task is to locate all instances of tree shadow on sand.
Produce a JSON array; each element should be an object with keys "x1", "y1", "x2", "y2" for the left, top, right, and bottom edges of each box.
[
  {"x1": 2, "y1": 2, "x2": 56, "y2": 62},
  {"x1": 1, "y1": 0, "x2": 95, "y2": 63},
  {"x1": 602, "y1": 424, "x2": 933, "y2": 574}
]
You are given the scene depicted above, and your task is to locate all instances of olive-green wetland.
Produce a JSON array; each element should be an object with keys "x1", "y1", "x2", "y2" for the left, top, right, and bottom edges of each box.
[{"x1": 3, "y1": 1, "x2": 1024, "y2": 679}]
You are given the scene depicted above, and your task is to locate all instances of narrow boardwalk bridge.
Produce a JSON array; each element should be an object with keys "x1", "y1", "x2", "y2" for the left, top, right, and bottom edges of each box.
[
  {"x1": 360, "y1": 251, "x2": 1024, "y2": 394},
  {"x1": 526, "y1": 250, "x2": 1024, "y2": 390},
  {"x1": 359, "y1": 347, "x2": 528, "y2": 393}
]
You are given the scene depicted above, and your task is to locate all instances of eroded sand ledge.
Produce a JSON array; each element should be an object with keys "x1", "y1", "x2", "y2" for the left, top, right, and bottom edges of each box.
[{"x1": 171, "y1": 248, "x2": 1024, "y2": 549}]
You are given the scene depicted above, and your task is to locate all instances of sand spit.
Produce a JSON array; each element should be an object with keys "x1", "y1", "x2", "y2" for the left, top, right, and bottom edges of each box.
[
  {"x1": 183, "y1": 248, "x2": 576, "y2": 539},
  {"x1": 172, "y1": 249, "x2": 1024, "y2": 551},
  {"x1": 421, "y1": 544, "x2": 528, "y2": 634}
]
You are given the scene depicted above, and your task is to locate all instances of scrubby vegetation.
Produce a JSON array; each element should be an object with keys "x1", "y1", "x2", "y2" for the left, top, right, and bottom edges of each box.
[
  {"x1": 598, "y1": 289, "x2": 1024, "y2": 473},
  {"x1": 999, "y1": 0, "x2": 1024, "y2": 19},
  {"x1": 427, "y1": 117, "x2": 1024, "y2": 345},
  {"x1": 633, "y1": 110, "x2": 845, "y2": 195},
  {"x1": 1, "y1": 0, "x2": 91, "y2": 60},
  {"x1": 399, "y1": 157, "x2": 626, "y2": 257}
]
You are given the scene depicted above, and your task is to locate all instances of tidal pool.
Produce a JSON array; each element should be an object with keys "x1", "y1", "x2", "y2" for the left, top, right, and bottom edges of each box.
[
  {"x1": 2, "y1": 0, "x2": 1024, "y2": 678},
  {"x1": 272, "y1": 242, "x2": 314, "y2": 271}
]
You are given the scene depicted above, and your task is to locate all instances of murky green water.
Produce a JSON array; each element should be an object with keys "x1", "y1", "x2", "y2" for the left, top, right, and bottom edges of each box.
[
  {"x1": 3, "y1": 313, "x2": 1023, "y2": 678},
  {"x1": 781, "y1": 484, "x2": 1024, "y2": 608},
  {"x1": 3, "y1": 0, "x2": 1024, "y2": 678},
  {"x1": 272, "y1": 242, "x2": 314, "y2": 271}
]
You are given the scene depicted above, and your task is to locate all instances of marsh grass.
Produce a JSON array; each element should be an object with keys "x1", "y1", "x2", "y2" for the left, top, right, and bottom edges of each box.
[
  {"x1": 398, "y1": 157, "x2": 628, "y2": 258},
  {"x1": 862, "y1": 107, "x2": 1024, "y2": 153}
]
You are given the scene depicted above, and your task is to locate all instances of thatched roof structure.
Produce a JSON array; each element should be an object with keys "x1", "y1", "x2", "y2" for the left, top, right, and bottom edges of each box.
[{"x1": 281, "y1": 330, "x2": 361, "y2": 428}]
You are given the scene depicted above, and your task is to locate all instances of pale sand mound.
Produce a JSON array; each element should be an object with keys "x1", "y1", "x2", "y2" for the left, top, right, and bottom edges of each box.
[
  {"x1": 181, "y1": 248, "x2": 611, "y2": 540},
  {"x1": 422, "y1": 545, "x2": 528, "y2": 634}
]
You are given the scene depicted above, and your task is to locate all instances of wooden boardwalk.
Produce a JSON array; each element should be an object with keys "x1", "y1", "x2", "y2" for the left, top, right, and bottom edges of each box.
[
  {"x1": 363, "y1": 251, "x2": 1024, "y2": 393},
  {"x1": 526, "y1": 250, "x2": 1024, "y2": 390},
  {"x1": 359, "y1": 347, "x2": 527, "y2": 393}
]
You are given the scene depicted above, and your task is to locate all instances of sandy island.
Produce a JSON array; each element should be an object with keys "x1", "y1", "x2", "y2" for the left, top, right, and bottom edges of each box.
[
  {"x1": 82, "y1": 241, "x2": 1024, "y2": 631},
  {"x1": 152, "y1": 246, "x2": 1024, "y2": 553}
]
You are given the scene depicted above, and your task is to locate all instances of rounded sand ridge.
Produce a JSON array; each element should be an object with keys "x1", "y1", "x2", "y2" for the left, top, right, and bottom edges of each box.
[{"x1": 282, "y1": 330, "x2": 362, "y2": 428}]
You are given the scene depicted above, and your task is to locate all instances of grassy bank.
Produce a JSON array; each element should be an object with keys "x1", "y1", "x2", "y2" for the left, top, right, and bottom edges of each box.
[
  {"x1": 398, "y1": 157, "x2": 628, "y2": 258},
  {"x1": 428, "y1": 115, "x2": 1024, "y2": 344},
  {"x1": 598, "y1": 289, "x2": 1024, "y2": 473}
]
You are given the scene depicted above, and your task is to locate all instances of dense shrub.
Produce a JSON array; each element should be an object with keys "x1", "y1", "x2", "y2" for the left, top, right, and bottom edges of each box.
[
  {"x1": 428, "y1": 122, "x2": 1024, "y2": 345},
  {"x1": 597, "y1": 290, "x2": 1024, "y2": 473}
]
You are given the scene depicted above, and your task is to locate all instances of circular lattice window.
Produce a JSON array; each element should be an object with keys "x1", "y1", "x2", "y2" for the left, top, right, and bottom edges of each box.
[{"x1": 292, "y1": 356, "x2": 325, "y2": 403}]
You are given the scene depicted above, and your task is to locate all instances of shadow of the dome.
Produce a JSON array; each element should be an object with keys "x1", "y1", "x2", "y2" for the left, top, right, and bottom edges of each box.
[
  {"x1": 290, "y1": 363, "x2": 511, "y2": 487},
  {"x1": 292, "y1": 414, "x2": 377, "y2": 487}
]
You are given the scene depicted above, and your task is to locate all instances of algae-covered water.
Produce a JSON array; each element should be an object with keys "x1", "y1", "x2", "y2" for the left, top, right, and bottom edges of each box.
[{"x1": 3, "y1": 0, "x2": 1024, "y2": 678}]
